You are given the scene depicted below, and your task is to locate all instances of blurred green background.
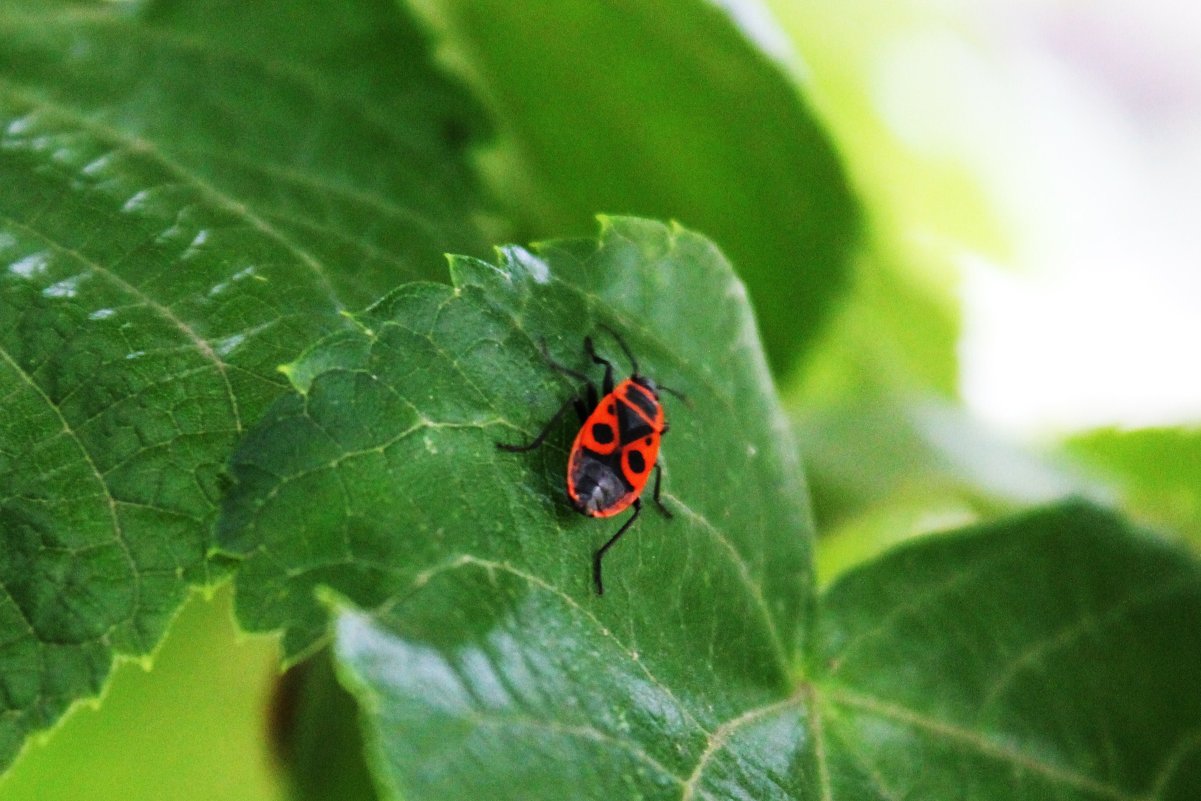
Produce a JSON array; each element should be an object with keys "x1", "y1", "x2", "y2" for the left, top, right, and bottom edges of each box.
[{"x1": 0, "y1": 588, "x2": 282, "y2": 801}]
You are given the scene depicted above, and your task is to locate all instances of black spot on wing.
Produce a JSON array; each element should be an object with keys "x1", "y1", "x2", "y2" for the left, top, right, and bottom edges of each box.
[{"x1": 592, "y1": 422, "x2": 615, "y2": 444}]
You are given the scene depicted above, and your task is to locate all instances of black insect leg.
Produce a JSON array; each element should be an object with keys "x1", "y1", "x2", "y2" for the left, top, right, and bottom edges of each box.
[
  {"x1": 496, "y1": 393, "x2": 579, "y2": 452},
  {"x1": 593, "y1": 500, "x2": 641, "y2": 596},
  {"x1": 540, "y1": 339, "x2": 590, "y2": 384},
  {"x1": 583, "y1": 336, "x2": 615, "y2": 396},
  {"x1": 651, "y1": 463, "x2": 672, "y2": 519},
  {"x1": 542, "y1": 339, "x2": 599, "y2": 409},
  {"x1": 598, "y1": 323, "x2": 640, "y2": 376}
]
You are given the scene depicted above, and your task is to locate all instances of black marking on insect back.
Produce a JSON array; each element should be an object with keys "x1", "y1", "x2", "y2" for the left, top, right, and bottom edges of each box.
[
  {"x1": 615, "y1": 399, "x2": 656, "y2": 442},
  {"x1": 599, "y1": 447, "x2": 636, "y2": 491},
  {"x1": 626, "y1": 448, "x2": 646, "y2": 474},
  {"x1": 625, "y1": 382, "x2": 659, "y2": 420},
  {"x1": 592, "y1": 422, "x2": 615, "y2": 444},
  {"x1": 614, "y1": 390, "x2": 656, "y2": 437}
]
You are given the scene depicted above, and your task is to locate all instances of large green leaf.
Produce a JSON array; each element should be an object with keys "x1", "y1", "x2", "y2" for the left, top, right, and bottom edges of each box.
[
  {"x1": 218, "y1": 216, "x2": 814, "y2": 794},
  {"x1": 219, "y1": 219, "x2": 1201, "y2": 799},
  {"x1": 0, "y1": 0, "x2": 490, "y2": 770},
  {"x1": 219, "y1": 216, "x2": 812, "y2": 660},
  {"x1": 409, "y1": 0, "x2": 861, "y2": 373},
  {"x1": 812, "y1": 503, "x2": 1201, "y2": 801},
  {"x1": 331, "y1": 509, "x2": 1201, "y2": 800}
]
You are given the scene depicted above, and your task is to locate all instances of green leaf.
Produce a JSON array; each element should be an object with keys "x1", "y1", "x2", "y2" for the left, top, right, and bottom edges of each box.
[
  {"x1": 220, "y1": 219, "x2": 1201, "y2": 800},
  {"x1": 1064, "y1": 427, "x2": 1201, "y2": 547},
  {"x1": 812, "y1": 503, "x2": 1201, "y2": 801},
  {"x1": 794, "y1": 390, "x2": 1112, "y2": 583},
  {"x1": 409, "y1": 0, "x2": 861, "y2": 373},
  {"x1": 218, "y1": 216, "x2": 814, "y2": 791},
  {"x1": 0, "y1": 0, "x2": 491, "y2": 770},
  {"x1": 790, "y1": 242, "x2": 961, "y2": 404},
  {"x1": 785, "y1": 243, "x2": 974, "y2": 570},
  {"x1": 220, "y1": 216, "x2": 812, "y2": 657},
  {"x1": 798, "y1": 394, "x2": 1087, "y2": 525},
  {"x1": 270, "y1": 648, "x2": 380, "y2": 801},
  {"x1": 333, "y1": 506, "x2": 1201, "y2": 800}
]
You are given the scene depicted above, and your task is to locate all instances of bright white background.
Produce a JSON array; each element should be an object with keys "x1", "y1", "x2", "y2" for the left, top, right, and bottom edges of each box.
[{"x1": 872, "y1": 0, "x2": 1201, "y2": 435}]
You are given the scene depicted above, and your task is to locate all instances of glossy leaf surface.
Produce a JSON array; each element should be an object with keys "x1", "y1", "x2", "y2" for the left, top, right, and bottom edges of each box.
[
  {"x1": 0, "y1": 0, "x2": 490, "y2": 769},
  {"x1": 219, "y1": 217, "x2": 815, "y2": 795},
  {"x1": 812, "y1": 503, "x2": 1201, "y2": 801},
  {"x1": 219, "y1": 219, "x2": 1201, "y2": 799},
  {"x1": 219, "y1": 216, "x2": 813, "y2": 664}
]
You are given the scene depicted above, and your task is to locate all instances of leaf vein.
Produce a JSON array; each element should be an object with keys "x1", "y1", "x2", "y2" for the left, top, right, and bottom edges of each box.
[
  {"x1": 979, "y1": 575, "x2": 1198, "y2": 712},
  {"x1": 393, "y1": 554, "x2": 716, "y2": 740},
  {"x1": 664, "y1": 494, "x2": 788, "y2": 676},
  {"x1": 681, "y1": 688, "x2": 805, "y2": 801},
  {"x1": 0, "y1": 343, "x2": 142, "y2": 648},
  {"x1": 468, "y1": 714, "x2": 696, "y2": 790},
  {"x1": 826, "y1": 687, "x2": 1143, "y2": 801}
]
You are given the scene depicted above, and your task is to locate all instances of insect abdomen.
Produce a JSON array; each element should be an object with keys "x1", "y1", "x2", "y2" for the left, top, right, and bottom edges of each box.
[{"x1": 568, "y1": 450, "x2": 632, "y2": 517}]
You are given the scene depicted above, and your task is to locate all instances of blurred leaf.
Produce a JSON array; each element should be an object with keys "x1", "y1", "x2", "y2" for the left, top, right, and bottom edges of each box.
[
  {"x1": 810, "y1": 494, "x2": 979, "y2": 587},
  {"x1": 812, "y1": 502, "x2": 1201, "y2": 800},
  {"x1": 764, "y1": 0, "x2": 1009, "y2": 261},
  {"x1": 0, "y1": 0, "x2": 491, "y2": 770},
  {"x1": 795, "y1": 367, "x2": 1115, "y2": 584},
  {"x1": 408, "y1": 0, "x2": 861, "y2": 373},
  {"x1": 270, "y1": 649, "x2": 379, "y2": 801},
  {"x1": 219, "y1": 217, "x2": 815, "y2": 797},
  {"x1": 786, "y1": 244, "x2": 972, "y2": 569},
  {"x1": 796, "y1": 391, "x2": 1107, "y2": 535},
  {"x1": 793, "y1": 244, "x2": 961, "y2": 404},
  {"x1": 0, "y1": 587, "x2": 281, "y2": 801},
  {"x1": 1064, "y1": 427, "x2": 1201, "y2": 546}
]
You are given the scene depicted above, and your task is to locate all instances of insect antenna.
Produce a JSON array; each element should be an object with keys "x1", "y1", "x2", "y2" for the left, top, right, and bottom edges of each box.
[
  {"x1": 657, "y1": 383, "x2": 692, "y2": 408},
  {"x1": 597, "y1": 324, "x2": 690, "y2": 406}
]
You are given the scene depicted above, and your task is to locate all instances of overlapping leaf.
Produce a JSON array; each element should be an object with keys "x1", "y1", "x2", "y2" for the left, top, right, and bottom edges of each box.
[
  {"x1": 218, "y1": 217, "x2": 815, "y2": 796},
  {"x1": 410, "y1": 0, "x2": 861, "y2": 373},
  {"x1": 329, "y1": 508, "x2": 1201, "y2": 801},
  {"x1": 0, "y1": 0, "x2": 490, "y2": 769},
  {"x1": 219, "y1": 219, "x2": 1201, "y2": 800}
]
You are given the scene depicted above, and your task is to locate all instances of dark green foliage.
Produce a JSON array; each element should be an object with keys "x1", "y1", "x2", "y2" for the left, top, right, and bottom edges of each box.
[
  {"x1": 219, "y1": 219, "x2": 1201, "y2": 800},
  {"x1": 0, "y1": 0, "x2": 489, "y2": 769},
  {"x1": 417, "y1": 0, "x2": 861, "y2": 373}
]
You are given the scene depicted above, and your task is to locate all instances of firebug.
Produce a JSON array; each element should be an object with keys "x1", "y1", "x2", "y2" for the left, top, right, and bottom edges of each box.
[{"x1": 497, "y1": 326, "x2": 685, "y2": 595}]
